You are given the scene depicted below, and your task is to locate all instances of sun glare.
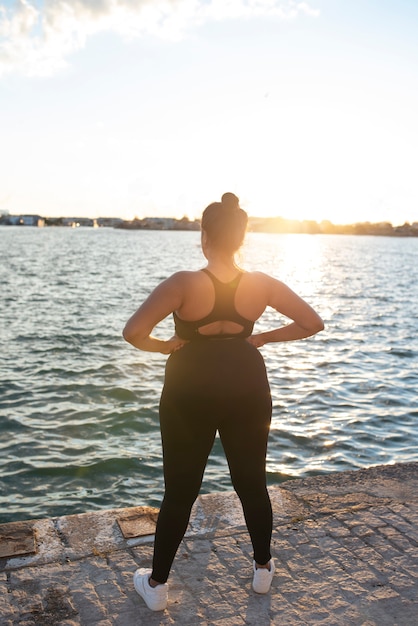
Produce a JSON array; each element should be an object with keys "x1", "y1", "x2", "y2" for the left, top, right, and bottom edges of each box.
[{"x1": 243, "y1": 231, "x2": 325, "y2": 296}]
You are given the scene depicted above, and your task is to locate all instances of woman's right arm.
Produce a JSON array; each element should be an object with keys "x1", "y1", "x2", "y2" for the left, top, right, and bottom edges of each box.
[
  {"x1": 247, "y1": 275, "x2": 324, "y2": 348},
  {"x1": 123, "y1": 274, "x2": 188, "y2": 354}
]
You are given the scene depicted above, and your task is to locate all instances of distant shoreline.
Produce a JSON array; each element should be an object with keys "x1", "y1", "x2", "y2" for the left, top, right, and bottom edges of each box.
[{"x1": 1, "y1": 214, "x2": 418, "y2": 236}]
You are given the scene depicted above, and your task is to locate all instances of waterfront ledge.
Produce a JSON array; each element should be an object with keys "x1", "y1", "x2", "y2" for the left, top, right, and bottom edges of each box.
[{"x1": 0, "y1": 462, "x2": 417, "y2": 625}]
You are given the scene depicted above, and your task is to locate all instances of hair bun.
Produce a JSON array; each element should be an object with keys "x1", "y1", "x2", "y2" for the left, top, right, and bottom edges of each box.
[{"x1": 221, "y1": 192, "x2": 239, "y2": 211}]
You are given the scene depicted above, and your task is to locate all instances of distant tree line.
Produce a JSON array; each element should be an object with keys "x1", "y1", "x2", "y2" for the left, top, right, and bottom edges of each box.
[{"x1": 248, "y1": 217, "x2": 418, "y2": 237}]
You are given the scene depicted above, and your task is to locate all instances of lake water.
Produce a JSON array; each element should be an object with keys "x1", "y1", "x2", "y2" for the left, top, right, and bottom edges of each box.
[{"x1": 1, "y1": 227, "x2": 417, "y2": 524}]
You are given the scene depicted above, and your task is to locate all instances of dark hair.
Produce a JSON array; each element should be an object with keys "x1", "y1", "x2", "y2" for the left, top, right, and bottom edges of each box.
[{"x1": 201, "y1": 192, "x2": 248, "y2": 254}]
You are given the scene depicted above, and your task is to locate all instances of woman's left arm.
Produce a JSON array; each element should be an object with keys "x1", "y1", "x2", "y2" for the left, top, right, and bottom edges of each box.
[
  {"x1": 247, "y1": 274, "x2": 324, "y2": 348},
  {"x1": 123, "y1": 275, "x2": 188, "y2": 354}
]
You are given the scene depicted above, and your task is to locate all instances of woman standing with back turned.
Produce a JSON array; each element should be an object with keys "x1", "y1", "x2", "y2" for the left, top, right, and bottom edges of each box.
[{"x1": 123, "y1": 192, "x2": 324, "y2": 611}]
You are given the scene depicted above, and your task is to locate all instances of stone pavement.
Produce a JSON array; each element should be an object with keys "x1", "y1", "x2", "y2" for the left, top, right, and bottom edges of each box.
[{"x1": 1, "y1": 462, "x2": 417, "y2": 625}]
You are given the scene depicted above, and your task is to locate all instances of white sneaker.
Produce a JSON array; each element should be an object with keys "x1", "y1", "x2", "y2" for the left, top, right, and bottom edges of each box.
[
  {"x1": 252, "y1": 559, "x2": 275, "y2": 594},
  {"x1": 133, "y1": 568, "x2": 168, "y2": 611}
]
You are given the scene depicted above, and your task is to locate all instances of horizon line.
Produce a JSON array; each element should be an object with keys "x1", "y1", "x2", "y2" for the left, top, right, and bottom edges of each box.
[{"x1": 2, "y1": 212, "x2": 417, "y2": 228}]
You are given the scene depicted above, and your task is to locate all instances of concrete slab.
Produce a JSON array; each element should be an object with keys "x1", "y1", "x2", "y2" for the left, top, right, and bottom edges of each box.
[
  {"x1": 117, "y1": 507, "x2": 159, "y2": 538},
  {"x1": 0, "y1": 522, "x2": 36, "y2": 558}
]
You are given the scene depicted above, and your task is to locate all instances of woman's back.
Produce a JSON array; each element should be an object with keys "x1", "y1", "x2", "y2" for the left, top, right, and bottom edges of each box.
[{"x1": 172, "y1": 268, "x2": 269, "y2": 338}]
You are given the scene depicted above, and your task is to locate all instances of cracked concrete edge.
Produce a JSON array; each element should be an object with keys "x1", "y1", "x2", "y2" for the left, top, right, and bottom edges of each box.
[
  {"x1": 1, "y1": 462, "x2": 416, "y2": 573},
  {"x1": 277, "y1": 462, "x2": 418, "y2": 524},
  {"x1": 279, "y1": 461, "x2": 418, "y2": 500}
]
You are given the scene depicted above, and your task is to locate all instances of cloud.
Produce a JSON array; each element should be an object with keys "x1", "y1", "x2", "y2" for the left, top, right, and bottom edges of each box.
[{"x1": 0, "y1": 0, "x2": 319, "y2": 77}]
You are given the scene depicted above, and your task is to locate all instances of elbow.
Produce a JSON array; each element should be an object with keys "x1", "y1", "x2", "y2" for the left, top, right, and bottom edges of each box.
[
  {"x1": 304, "y1": 315, "x2": 324, "y2": 335},
  {"x1": 313, "y1": 317, "x2": 325, "y2": 334},
  {"x1": 122, "y1": 327, "x2": 130, "y2": 343},
  {"x1": 123, "y1": 321, "x2": 149, "y2": 346},
  {"x1": 122, "y1": 324, "x2": 135, "y2": 344}
]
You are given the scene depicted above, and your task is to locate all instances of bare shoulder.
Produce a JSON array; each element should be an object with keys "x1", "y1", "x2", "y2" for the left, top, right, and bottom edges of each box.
[
  {"x1": 166, "y1": 270, "x2": 204, "y2": 286},
  {"x1": 242, "y1": 271, "x2": 294, "y2": 306},
  {"x1": 158, "y1": 270, "x2": 205, "y2": 296},
  {"x1": 244, "y1": 270, "x2": 271, "y2": 282},
  {"x1": 246, "y1": 271, "x2": 287, "y2": 288},
  {"x1": 243, "y1": 270, "x2": 276, "y2": 289}
]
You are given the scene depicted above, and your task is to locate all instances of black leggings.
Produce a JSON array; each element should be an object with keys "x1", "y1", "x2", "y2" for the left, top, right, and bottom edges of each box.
[{"x1": 151, "y1": 339, "x2": 273, "y2": 584}]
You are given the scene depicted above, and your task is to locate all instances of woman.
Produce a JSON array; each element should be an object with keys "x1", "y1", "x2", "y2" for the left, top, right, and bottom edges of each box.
[{"x1": 123, "y1": 192, "x2": 324, "y2": 611}]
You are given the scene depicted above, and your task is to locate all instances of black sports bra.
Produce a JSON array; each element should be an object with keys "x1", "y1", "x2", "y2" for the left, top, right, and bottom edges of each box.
[{"x1": 173, "y1": 269, "x2": 254, "y2": 340}]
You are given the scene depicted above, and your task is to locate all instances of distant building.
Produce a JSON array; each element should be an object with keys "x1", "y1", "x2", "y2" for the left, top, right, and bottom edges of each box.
[
  {"x1": 96, "y1": 217, "x2": 124, "y2": 228},
  {"x1": 3, "y1": 214, "x2": 45, "y2": 227},
  {"x1": 61, "y1": 217, "x2": 96, "y2": 227},
  {"x1": 141, "y1": 217, "x2": 177, "y2": 229},
  {"x1": 116, "y1": 216, "x2": 200, "y2": 230}
]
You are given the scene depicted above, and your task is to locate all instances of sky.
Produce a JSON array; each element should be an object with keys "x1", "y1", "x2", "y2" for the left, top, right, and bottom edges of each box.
[{"x1": 1, "y1": 0, "x2": 417, "y2": 225}]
